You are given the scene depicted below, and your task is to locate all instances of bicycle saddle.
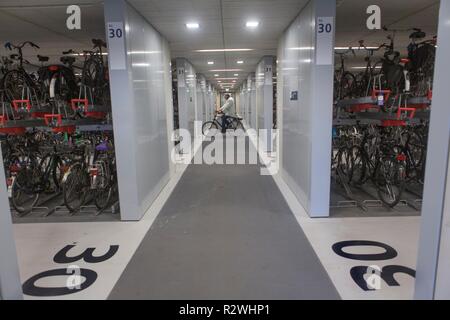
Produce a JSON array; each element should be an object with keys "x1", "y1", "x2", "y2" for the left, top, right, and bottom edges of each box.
[
  {"x1": 409, "y1": 29, "x2": 426, "y2": 40},
  {"x1": 92, "y1": 39, "x2": 107, "y2": 48},
  {"x1": 37, "y1": 55, "x2": 49, "y2": 62},
  {"x1": 60, "y1": 56, "x2": 76, "y2": 65}
]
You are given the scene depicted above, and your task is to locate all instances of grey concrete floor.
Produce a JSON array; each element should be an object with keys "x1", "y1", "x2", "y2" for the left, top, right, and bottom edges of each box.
[{"x1": 109, "y1": 142, "x2": 340, "y2": 299}]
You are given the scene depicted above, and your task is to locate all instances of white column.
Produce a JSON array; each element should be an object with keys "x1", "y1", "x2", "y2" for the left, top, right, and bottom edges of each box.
[
  {"x1": 415, "y1": 0, "x2": 450, "y2": 300},
  {"x1": 0, "y1": 151, "x2": 22, "y2": 300}
]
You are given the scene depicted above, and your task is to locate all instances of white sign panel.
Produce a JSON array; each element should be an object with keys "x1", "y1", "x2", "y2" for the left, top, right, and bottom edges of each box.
[
  {"x1": 316, "y1": 16, "x2": 334, "y2": 65},
  {"x1": 107, "y1": 22, "x2": 126, "y2": 70}
]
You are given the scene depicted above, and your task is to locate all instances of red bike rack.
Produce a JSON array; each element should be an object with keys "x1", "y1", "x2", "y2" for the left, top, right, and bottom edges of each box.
[
  {"x1": 349, "y1": 103, "x2": 379, "y2": 112},
  {"x1": 71, "y1": 98, "x2": 89, "y2": 111},
  {"x1": 44, "y1": 113, "x2": 63, "y2": 126},
  {"x1": 12, "y1": 99, "x2": 32, "y2": 112},
  {"x1": 85, "y1": 111, "x2": 107, "y2": 119},
  {"x1": 43, "y1": 113, "x2": 76, "y2": 134},
  {"x1": 0, "y1": 115, "x2": 6, "y2": 126},
  {"x1": 0, "y1": 115, "x2": 26, "y2": 134},
  {"x1": 371, "y1": 89, "x2": 391, "y2": 102},
  {"x1": 381, "y1": 119, "x2": 407, "y2": 127},
  {"x1": 396, "y1": 107, "x2": 416, "y2": 120}
]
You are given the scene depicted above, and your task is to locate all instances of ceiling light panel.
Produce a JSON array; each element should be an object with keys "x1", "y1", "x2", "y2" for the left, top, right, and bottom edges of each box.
[
  {"x1": 195, "y1": 49, "x2": 253, "y2": 52},
  {"x1": 246, "y1": 21, "x2": 259, "y2": 28},
  {"x1": 186, "y1": 22, "x2": 199, "y2": 29}
]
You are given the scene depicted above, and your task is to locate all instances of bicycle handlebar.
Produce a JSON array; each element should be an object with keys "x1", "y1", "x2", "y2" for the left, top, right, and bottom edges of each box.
[{"x1": 5, "y1": 41, "x2": 40, "y2": 50}]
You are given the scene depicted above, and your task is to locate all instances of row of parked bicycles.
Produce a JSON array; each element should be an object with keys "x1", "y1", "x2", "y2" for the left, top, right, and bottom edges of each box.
[
  {"x1": 0, "y1": 38, "x2": 110, "y2": 128},
  {"x1": 0, "y1": 38, "x2": 117, "y2": 217},
  {"x1": 331, "y1": 27, "x2": 434, "y2": 209},
  {"x1": 1, "y1": 131, "x2": 118, "y2": 215},
  {"x1": 334, "y1": 27, "x2": 435, "y2": 113},
  {"x1": 331, "y1": 122, "x2": 427, "y2": 207}
]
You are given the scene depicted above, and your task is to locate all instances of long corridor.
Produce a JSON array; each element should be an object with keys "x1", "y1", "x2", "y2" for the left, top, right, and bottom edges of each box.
[{"x1": 109, "y1": 138, "x2": 339, "y2": 299}]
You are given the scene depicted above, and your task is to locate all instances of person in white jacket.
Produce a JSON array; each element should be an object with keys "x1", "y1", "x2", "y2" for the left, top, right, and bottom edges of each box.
[{"x1": 217, "y1": 94, "x2": 235, "y2": 133}]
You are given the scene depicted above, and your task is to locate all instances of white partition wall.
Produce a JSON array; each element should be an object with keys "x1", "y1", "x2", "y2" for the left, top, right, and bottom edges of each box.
[
  {"x1": 415, "y1": 0, "x2": 450, "y2": 300},
  {"x1": 256, "y1": 56, "x2": 274, "y2": 151},
  {"x1": 176, "y1": 58, "x2": 198, "y2": 138},
  {"x1": 277, "y1": 0, "x2": 335, "y2": 218},
  {"x1": 246, "y1": 74, "x2": 257, "y2": 128},
  {"x1": 196, "y1": 74, "x2": 207, "y2": 123},
  {"x1": 105, "y1": 0, "x2": 173, "y2": 221}
]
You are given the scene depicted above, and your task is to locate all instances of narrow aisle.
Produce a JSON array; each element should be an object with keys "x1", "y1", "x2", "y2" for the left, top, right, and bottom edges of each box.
[{"x1": 109, "y1": 141, "x2": 339, "y2": 299}]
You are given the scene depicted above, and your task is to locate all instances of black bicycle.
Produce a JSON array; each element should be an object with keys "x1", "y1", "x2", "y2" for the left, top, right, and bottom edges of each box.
[
  {"x1": 3, "y1": 41, "x2": 46, "y2": 107},
  {"x1": 10, "y1": 134, "x2": 68, "y2": 214},
  {"x1": 201, "y1": 112, "x2": 244, "y2": 136}
]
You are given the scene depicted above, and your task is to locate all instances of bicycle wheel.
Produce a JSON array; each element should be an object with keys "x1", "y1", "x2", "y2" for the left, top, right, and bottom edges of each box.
[
  {"x1": 336, "y1": 147, "x2": 353, "y2": 184},
  {"x1": 375, "y1": 157, "x2": 406, "y2": 207},
  {"x1": 340, "y1": 72, "x2": 357, "y2": 99},
  {"x1": 93, "y1": 160, "x2": 113, "y2": 210},
  {"x1": 10, "y1": 165, "x2": 40, "y2": 214},
  {"x1": 232, "y1": 119, "x2": 245, "y2": 131},
  {"x1": 3, "y1": 70, "x2": 27, "y2": 102},
  {"x1": 349, "y1": 146, "x2": 367, "y2": 185},
  {"x1": 202, "y1": 121, "x2": 218, "y2": 136},
  {"x1": 63, "y1": 163, "x2": 89, "y2": 212}
]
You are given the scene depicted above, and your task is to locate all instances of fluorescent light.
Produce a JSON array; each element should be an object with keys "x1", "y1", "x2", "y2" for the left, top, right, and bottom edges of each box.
[
  {"x1": 234, "y1": 74, "x2": 239, "y2": 76},
  {"x1": 215, "y1": 78, "x2": 238, "y2": 80},
  {"x1": 207, "y1": 61, "x2": 214, "y2": 65},
  {"x1": 129, "y1": 51, "x2": 160, "y2": 54},
  {"x1": 210, "y1": 69, "x2": 243, "y2": 72},
  {"x1": 218, "y1": 81, "x2": 222, "y2": 83},
  {"x1": 195, "y1": 49, "x2": 253, "y2": 52},
  {"x1": 236, "y1": 60, "x2": 244, "y2": 64},
  {"x1": 289, "y1": 47, "x2": 314, "y2": 51},
  {"x1": 186, "y1": 22, "x2": 199, "y2": 29},
  {"x1": 225, "y1": 89, "x2": 230, "y2": 92},
  {"x1": 214, "y1": 74, "x2": 219, "y2": 77},
  {"x1": 132, "y1": 63, "x2": 150, "y2": 67},
  {"x1": 246, "y1": 21, "x2": 259, "y2": 28}
]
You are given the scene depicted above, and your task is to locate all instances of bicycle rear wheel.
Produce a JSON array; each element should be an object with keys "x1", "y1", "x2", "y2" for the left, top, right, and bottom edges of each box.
[
  {"x1": 375, "y1": 157, "x2": 406, "y2": 207},
  {"x1": 63, "y1": 163, "x2": 89, "y2": 212},
  {"x1": 93, "y1": 160, "x2": 113, "y2": 210},
  {"x1": 10, "y1": 166, "x2": 40, "y2": 214}
]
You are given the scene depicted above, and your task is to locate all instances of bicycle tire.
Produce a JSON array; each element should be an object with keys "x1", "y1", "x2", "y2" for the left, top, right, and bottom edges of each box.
[
  {"x1": 375, "y1": 155, "x2": 406, "y2": 207},
  {"x1": 10, "y1": 165, "x2": 40, "y2": 214},
  {"x1": 63, "y1": 163, "x2": 89, "y2": 212},
  {"x1": 202, "y1": 121, "x2": 218, "y2": 136}
]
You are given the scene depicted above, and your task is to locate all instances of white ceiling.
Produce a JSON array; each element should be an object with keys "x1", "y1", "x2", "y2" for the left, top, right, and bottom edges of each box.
[
  {"x1": 336, "y1": 0, "x2": 439, "y2": 68},
  {"x1": 128, "y1": 0, "x2": 309, "y2": 91},
  {"x1": 0, "y1": 0, "x2": 441, "y2": 91}
]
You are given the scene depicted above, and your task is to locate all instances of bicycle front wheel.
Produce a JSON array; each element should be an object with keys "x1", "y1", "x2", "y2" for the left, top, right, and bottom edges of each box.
[
  {"x1": 202, "y1": 121, "x2": 219, "y2": 136},
  {"x1": 63, "y1": 163, "x2": 89, "y2": 212}
]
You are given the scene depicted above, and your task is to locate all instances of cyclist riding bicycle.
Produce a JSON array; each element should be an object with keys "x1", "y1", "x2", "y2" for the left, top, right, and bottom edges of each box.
[{"x1": 216, "y1": 94, "x2": 235, "y2": 133}]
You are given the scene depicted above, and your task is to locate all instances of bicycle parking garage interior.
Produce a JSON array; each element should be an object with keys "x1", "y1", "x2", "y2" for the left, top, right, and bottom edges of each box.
[{"x1": 0, "y1": 0, "x2": 450, "y2": 302}]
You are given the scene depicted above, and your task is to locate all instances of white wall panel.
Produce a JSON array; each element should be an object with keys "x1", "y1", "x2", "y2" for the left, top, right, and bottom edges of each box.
[
  {"x1": 277, "y1": 0, "x2": 335, "y2": 217},
  {"x1": 176, "y1": 58, "x2": 198, "y2": 138},
  {"x1": 105, "y1": 0, "x2": 172, "y2": 220},
  {"x1": 256, "y1": 56, "x2": 274, "y2": 151}
]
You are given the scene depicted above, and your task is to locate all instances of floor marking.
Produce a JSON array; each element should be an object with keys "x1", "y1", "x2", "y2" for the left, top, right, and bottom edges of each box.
[
  {"x1": 247, "y1": 126, "x2": 419, "y2": 300},
  {"x1": 14, "y1": 136, "x2": 205, "y2": 300}
]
